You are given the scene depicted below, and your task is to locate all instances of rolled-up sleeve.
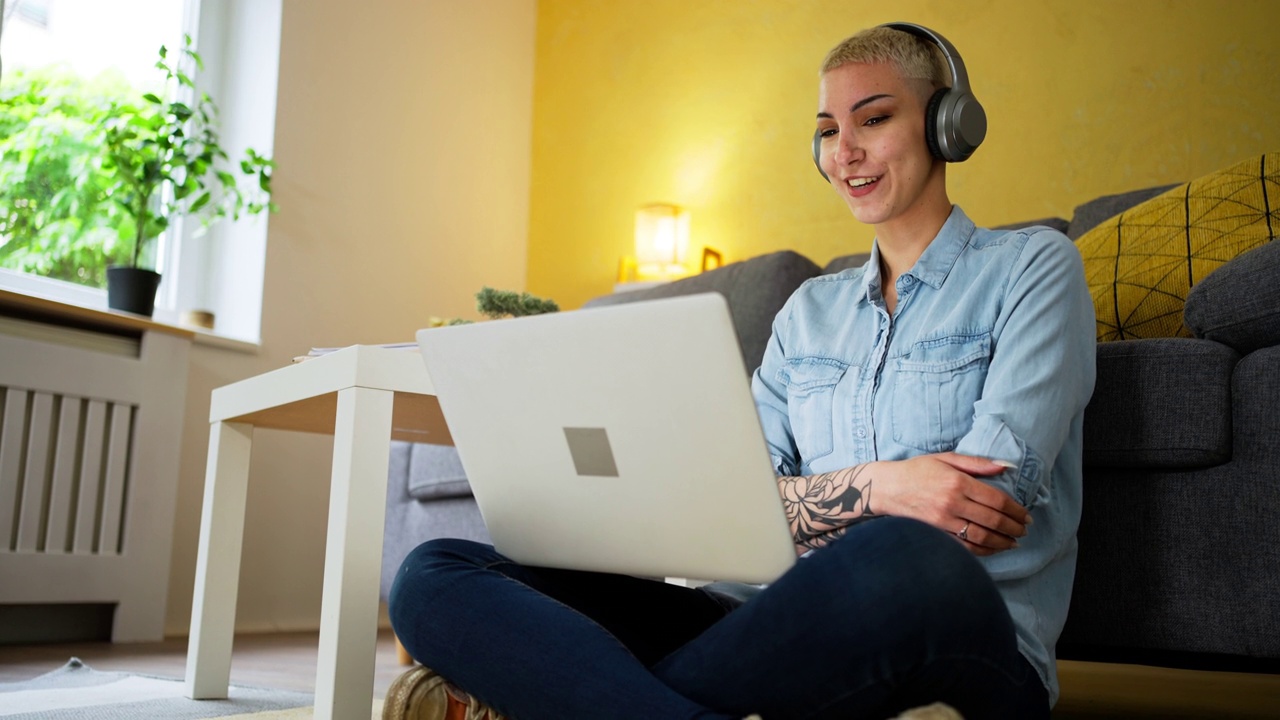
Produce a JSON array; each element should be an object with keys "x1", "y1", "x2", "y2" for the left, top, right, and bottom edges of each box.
[{"x1": 954, "y1": 231, "x2": 1097, "y2": 507}]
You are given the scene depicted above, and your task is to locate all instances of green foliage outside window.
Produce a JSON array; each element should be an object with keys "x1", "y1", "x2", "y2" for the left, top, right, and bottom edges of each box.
[
  {"x1": 0, "y1": 35, "x2": 276, "y2": 289},
  {"x1": 0, "y1": 67, "x2": 135, "y2": 286}
]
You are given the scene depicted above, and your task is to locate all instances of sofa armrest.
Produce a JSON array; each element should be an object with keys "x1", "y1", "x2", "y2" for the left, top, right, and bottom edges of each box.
[
  {"x1": 382, "y1": 442, "x2": 488, "y2": 600},
  {"x1": 1084, "y1": 338, "x2": 1238, "y2": 469}
]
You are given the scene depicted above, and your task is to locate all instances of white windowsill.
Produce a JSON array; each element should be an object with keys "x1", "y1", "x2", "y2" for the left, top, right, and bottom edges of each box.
[{"x1": 0, "y1": 275, "x2": 261, "y2": 354}]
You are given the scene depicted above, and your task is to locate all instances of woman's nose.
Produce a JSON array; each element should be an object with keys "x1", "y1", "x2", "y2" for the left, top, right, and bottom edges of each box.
[{"x1": 834, "y1": 132, "x2": 863, "y2": 167}]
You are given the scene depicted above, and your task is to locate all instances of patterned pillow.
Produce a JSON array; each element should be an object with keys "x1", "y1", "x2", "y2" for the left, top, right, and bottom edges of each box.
[{"x1": 1076, "y1": 152, "x2": 1279, "y2": 341}]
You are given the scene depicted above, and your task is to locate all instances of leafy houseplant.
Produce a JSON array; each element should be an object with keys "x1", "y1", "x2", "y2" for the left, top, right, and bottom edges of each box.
[
  {"x1": 426, "y1": 288, "x2": 560, "y2": 327},
  {"x1": 473, "y1": 287, "x2": 560, "y2": 319},
  {"x1": 102, "y1": 34, "x2": 276, "y2": 316}
]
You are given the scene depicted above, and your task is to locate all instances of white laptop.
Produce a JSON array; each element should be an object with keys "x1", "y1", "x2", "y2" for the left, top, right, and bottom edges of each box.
[{"x1": 415, "y1": 292, "x2": 796, "y2": 584}]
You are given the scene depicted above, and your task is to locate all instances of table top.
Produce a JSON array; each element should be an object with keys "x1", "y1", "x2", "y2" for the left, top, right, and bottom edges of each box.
[{"x1": 210, "y1": 345, "x2": 452, "y2": 444}]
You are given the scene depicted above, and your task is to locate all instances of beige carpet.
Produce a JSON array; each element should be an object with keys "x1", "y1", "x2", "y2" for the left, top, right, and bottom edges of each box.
[
  {"x1": 0, "y1": 658, "x2": 377, "y2": 719},
  {"x1": 218, "y1": 700, "x2": 383, "y2": 719}
]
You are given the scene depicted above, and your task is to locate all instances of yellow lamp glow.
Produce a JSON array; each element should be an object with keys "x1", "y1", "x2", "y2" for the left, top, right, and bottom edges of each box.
[{"x1": 634, "y1": 204, "x2": 690, "y2": 279}]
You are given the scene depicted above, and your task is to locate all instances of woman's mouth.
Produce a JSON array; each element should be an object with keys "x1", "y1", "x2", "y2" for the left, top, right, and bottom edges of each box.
[{"x1": 845, "y1": 175, "x2": 882, "y2": 197}]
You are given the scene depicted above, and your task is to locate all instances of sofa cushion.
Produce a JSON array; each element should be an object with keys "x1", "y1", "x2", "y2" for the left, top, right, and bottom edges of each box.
[
  {"x1": 1083, "y1": 338, "x2": 1237, "y2": 469},
  {"x1": 822, "y1": 221, "x2": 1069, "y2": 278},
  {"x1": 1076, "y1": 152, "x2": 1280, "y2": 342},
  {"x1": 1184, "y1": 239, "x2": 1280, "y2": 355},
  {"x1": 1067, "y1": 185, "x2": 1179, "y2": 240},
  {"x1": 406, "y1": 442, "x2": 472, "y2": 501},
  {"x1": 584, "y1": 250, "x2": 821, "y2": 373},
  {"x1": 822, "y1": 252, "x2": 871, "y2": 275},
  {"x1": 994, "y1": 217, "x2": 1070, "y2": 235}
]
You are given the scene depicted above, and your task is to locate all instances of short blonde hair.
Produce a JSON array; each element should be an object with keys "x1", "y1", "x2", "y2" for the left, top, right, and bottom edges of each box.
[{"x1": 821, "y1": 26, "x2": 948, "y2": 90}]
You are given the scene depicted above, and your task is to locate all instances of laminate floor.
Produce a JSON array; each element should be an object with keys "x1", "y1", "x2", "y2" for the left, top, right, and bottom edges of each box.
[
  {"x1": 1, "y1": 632, "x2": 1277, "y2": 717},
  {"x1": 1054, "y1": 659, "x2": 1280, "y2": 719},
  {"x1": 0, "y1": 629, "x2": 405, "y2": 698}
]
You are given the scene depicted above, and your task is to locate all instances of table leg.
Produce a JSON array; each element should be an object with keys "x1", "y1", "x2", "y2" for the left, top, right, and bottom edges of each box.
[
  {"x1": 315, "y1": 387, "x2": 394, "y2": 720},
  {"x1": 184, "y1": 421, "x2": 254, "y2": 699}
]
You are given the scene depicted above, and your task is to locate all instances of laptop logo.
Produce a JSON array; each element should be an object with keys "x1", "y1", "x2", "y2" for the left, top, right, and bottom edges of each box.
[{"x1": 563, "y1": 427, "x2": 619, "y2": 477}]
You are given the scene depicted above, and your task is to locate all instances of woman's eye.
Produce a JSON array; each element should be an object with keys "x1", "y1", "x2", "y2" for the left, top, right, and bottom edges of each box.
[
  {"x1": 864, "y1": 115, "x2": 889, "y2": 126},
  {"x1": 819, "y1": 128, "x2": 838, "y2": 138}
]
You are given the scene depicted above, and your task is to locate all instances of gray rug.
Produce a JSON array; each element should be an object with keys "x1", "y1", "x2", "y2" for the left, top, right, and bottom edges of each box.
[{"x1": 0, "y1": 658, "x2": 335, "y2": 719}]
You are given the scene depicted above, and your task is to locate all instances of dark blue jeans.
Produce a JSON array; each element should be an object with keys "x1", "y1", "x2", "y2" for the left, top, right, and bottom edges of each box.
[{"x1": 389, "y1": 517, "x2": 1048, "y2": 720}]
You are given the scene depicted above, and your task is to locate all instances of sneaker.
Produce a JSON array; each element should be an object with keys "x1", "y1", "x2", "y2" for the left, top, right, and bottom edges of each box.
[
  {"x1": 382, "y1": 665, "x2": 506, "y2": 720},
  {"x1": 380, "y1": 667, "x2": 958, "y2": 720},
  {"x1": 895, "y1": 702, "x2": 964, "y2": 719}
]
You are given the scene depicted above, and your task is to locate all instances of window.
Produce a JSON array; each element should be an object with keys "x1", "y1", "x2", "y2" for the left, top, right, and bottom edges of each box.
[
  {"x1": 0, "y1": 0, "x2": 188, "y2": 287},
  {"x1": 0, "y1": 0, "x2": 282, "y2": 343}
]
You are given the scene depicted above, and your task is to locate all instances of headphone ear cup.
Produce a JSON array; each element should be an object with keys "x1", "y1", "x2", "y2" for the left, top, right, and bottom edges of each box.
[
  {"x1": 812, "y1": 128, "x2": 829, "y2": 181},
  {"x1": 948, "y1": 92, "x2": 987, "y2": 162},
  {"x1": 925, "y1": 87, "x2": 948, "y2": 161}
]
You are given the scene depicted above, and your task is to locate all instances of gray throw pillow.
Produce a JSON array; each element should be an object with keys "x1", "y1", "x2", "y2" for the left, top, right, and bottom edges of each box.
[
  {"x1": 1183, "y1": 239, "x2": 1280, "y2": 355},
  {"x1": 406, "y1": 443, "x2": 472, "y2": 501}
]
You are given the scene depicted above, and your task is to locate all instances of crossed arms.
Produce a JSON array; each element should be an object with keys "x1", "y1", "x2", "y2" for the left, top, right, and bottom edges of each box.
[{"x1": 779, "y1": 453, "x2": 1030, "y2": 556}]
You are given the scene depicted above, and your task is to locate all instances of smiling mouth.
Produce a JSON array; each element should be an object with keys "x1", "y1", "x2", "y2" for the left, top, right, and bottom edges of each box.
[{"x1": 847, "y1": 176, "x2": 881, "y2": 189}]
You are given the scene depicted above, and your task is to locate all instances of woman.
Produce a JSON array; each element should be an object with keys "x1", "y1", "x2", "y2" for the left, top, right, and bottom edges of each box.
[{"x1": 389, "y1": 24, "x2": 1095, "y2": 720}]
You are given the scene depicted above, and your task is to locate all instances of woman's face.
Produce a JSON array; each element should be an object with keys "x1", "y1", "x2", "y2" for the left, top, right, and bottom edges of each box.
[{"x1": 816, "y1": 62, "x2": 945, "y2": 231}]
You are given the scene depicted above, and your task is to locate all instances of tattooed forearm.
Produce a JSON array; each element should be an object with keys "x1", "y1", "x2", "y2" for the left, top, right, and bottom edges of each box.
[
  {"x1": 779, "y1": 464, "x2": 875, "y2": 552},
  {"x1": 803, "y1": 526, "x2": 850, "y2": 551}
]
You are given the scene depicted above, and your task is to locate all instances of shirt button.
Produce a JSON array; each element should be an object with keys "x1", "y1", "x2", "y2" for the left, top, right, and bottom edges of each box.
[
  {"x1": 856, "y1": 428, "x2": 867, "y2": 438},
  {"x1": 902, "y1": 276, "x2": 915, "y2": 285}
]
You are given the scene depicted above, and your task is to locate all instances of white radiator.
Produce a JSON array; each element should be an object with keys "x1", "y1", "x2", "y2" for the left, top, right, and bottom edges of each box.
[{"x1": 0, "y1": 312, "x2": 190, "y2": 642}]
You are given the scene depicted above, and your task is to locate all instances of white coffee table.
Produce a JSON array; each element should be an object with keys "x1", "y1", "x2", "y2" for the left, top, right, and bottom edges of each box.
[{"x1": 184, "y1": 345, "x2": 450, "y2": 720}]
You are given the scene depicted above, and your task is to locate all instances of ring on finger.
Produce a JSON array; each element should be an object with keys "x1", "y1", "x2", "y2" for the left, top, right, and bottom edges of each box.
[{"x1": 957, "y1": 521, "x2": 971, "y2": 541}]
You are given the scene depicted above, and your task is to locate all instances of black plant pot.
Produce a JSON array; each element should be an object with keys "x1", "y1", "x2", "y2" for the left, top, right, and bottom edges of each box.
[{"x1": 106, "y1": 266, "x2": 162, "y2": 317}]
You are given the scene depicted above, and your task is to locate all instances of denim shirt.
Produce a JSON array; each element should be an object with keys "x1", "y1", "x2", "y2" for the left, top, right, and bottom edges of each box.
[{"x1": 751, "y1": 206, "x2": 1096, "y2": 704}]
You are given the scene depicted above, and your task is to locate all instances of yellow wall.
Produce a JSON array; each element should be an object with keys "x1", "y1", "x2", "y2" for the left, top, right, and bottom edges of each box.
[{"x1": 527, "y1": 0, "x2": 1280, "y2": 309}]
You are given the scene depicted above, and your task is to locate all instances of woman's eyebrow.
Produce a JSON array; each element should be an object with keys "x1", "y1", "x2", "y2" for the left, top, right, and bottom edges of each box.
[
  {"x1": 816, "y1": 93, "x2": 894, "y2": 120},
  {"x1": 851, "y1": 93, "x2": 893, "y2": 112}
]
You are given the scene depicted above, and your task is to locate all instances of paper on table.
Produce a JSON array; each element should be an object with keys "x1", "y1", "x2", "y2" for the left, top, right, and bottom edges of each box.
[{"x1": 292, "y1": 341, "x2": 418, "y2": 363}]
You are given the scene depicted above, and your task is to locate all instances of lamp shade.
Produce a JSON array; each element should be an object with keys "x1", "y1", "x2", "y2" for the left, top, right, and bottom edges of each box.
[{"x1": 634, "y1": 204, "x2": 689, "y2": 273}]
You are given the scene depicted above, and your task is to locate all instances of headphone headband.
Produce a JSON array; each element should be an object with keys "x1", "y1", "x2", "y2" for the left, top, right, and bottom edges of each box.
[{"x1": 878, "y1": 22, "x2": 972, "y2": 95}]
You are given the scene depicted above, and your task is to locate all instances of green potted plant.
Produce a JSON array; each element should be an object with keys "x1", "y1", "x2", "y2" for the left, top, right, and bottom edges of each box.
[{"x1": 102, "y1": 34, "x2": 275, "y2": 316}]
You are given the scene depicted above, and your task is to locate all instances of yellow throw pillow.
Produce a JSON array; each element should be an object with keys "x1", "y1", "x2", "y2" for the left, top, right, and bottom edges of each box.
[{"x1": 1077, "y1": 152, "x2": 1279, "y2": 341}]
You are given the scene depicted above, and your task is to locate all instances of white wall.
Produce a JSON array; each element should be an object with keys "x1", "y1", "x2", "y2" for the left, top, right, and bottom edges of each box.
[{"x1": 164, "y1": 0, "x2": 537, "y2": 636}]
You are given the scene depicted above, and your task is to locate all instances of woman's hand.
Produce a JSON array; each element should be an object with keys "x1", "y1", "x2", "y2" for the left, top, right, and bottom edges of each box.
[{"x1": 871, "y1": 453, "x2": 1031, "y2": 556}]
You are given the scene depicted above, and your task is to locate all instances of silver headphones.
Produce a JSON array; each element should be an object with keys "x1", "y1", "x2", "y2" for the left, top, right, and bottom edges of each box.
[{"x1": 812, "y1": 22, "x2": 987, "y2": 181}]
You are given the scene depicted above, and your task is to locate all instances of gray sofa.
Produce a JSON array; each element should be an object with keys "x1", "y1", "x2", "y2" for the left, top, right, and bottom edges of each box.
[{"x1": 381, "y1": 189, "x2": 1280, "y2": 673}]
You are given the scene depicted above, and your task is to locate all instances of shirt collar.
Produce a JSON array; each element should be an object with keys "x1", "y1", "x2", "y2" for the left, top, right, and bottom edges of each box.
[
  {"x1": 858, "y1": 243, "x2": 883, "y2": 304},
  {"x1": 907, "y1": 205, "x2": 974, "y2": 290},
  {"x1": 855, "y1": 205, "x2": 975, "y2": 300}
]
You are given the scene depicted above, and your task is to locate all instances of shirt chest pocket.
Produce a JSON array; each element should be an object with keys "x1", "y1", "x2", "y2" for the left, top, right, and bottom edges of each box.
[
  {"x1": 778, "y1": 359, "x2": 849, "y2": 465},
  {"x1": 892, "y1": 333, "x2": 991, "y2": 453}
]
